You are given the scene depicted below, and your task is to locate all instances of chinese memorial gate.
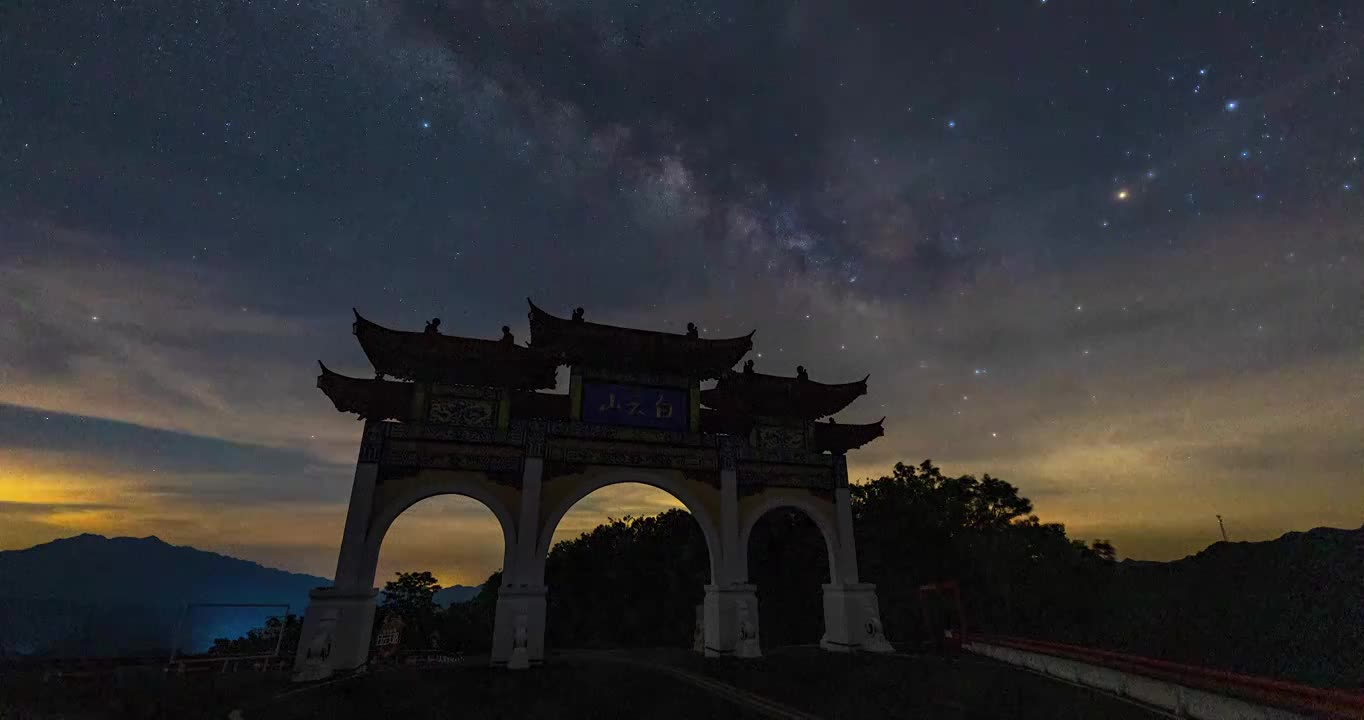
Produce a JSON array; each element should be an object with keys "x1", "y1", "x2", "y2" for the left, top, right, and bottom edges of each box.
[{"x1": 295, "y1": 301, "x2": 892, "y2": 680}]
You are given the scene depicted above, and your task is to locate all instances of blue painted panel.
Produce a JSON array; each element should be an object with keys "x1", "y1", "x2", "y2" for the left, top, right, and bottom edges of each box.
[{"x1": 580, "y1": 382, "x2": 689, "y2": 431}]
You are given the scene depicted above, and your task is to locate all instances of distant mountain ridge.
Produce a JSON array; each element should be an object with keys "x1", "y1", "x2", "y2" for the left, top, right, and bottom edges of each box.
[
  {"x1": 0, "y1": 533, "x2": 329, "y2": 604},
  {"x1": 0, "y1": 534, "x2": 330, "y2": 657},
  {"x1": 0, "y1": 534, "x2": 491, "y2": 657}
]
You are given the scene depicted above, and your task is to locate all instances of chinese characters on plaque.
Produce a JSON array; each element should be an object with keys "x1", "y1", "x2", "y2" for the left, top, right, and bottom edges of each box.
[{"x1": 581, "y1": 382, "x2": 689, "y2": 431}]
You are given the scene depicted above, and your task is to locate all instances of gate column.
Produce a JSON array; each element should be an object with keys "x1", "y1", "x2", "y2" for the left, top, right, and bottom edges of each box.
[
  {"x1": 820, "y1": 455, "x2": 892, "y2": 653},
  {"x1": 703, "y1": 438, "x2": 762, "y2": 658},
  {"x1": 493, "y1": 423, "x2": 547, "y2": 668},
  {"x1": 294, "y1": 423, "x2": 385, "y2": 681}
]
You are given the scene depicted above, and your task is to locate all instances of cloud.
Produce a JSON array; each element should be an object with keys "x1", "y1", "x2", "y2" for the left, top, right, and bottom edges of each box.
[{"x1": 0, "y1": 221, "x2": 363, "y2": 465}]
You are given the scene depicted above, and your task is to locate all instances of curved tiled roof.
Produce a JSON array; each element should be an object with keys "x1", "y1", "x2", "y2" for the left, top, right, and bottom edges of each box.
[
  {"x1": 527, "y1": 300, "x2": 752, "y2": 380},
  {"x1": 353, "y1": 310, "x2": 558, "y2": 389},
  {"x1": 701, "y1": 369, "x2": 868, "y2": 420}
]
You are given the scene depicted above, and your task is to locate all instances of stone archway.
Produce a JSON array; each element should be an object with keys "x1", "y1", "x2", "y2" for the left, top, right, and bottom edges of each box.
[
  {"x1": 360, "y1": 470, "x2": 520, "y2": 593},
  {"x1": 736, "y1": 491, "x2": 842, "y2": 587},
  {"x1": 529, "y1": 467, "x2": 724, "y2": 654},
  {"x1": 298, "y1": 303, "x2": 894, "y2": 681},
  {"x1": 533, "y1": 467, "x2": 724, "y2": 585},
  {"x1": 332, "y1": 469, "x2": 520, "y2": 593}
]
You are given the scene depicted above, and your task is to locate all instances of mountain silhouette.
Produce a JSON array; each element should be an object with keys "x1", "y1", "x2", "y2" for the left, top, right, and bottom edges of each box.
[
  {"x1": 433, "y1": 585, "x2": 480, "y2": 607},
  {"x1": 0, "y1": 534, "x2": 329, "y2": 657}
]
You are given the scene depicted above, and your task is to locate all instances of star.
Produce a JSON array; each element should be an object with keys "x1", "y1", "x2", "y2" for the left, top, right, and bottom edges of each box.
[
  {"x1": 420, "y1": 120, "x2": 431, "y2": 129},
  {"x1": 1224, "y1": 100, "x2": 1239, "y2": 111},
  {"x1": 1115, "y1": 188, "x2": 1130, "y2": 201}
]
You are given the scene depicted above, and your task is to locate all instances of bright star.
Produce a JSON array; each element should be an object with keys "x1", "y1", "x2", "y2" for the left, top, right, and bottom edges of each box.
[
  {"x1": 421, "y1": 120, "x2": 431, "y2": 129},
  {"x1": 1115, "y1": 188, "x2": 1130, "y2": 201},
  {"x1": 947, "y1": 120, "x2": 956, "y2": 129},
  {"x1": 1225, "y1": 100, "x2": 1239, "y2": 111}
]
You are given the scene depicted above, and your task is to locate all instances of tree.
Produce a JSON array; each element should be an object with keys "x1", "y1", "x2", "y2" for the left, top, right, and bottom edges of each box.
[
  {"x1": 382, "y1": 571, "x2": 442, "y2": 617},
  {"x1": 381, "y1": 571, "x2": 442, "y2": 650},
  {"x1": 850, "y1": 460, "x2": 1115, "y2": 643}
]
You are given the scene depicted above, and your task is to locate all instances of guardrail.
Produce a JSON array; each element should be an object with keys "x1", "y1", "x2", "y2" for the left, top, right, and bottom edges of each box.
[
  {"x1": 4, "y1": 654, "x2": 288, "y2": 681},
  {"x1": 969, "y1": 635, "x2": 1364, "y2": 719}
]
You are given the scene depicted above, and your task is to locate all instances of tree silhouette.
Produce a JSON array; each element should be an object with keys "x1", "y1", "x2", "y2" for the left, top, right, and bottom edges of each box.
[{"x1": 380, "y1": 571, "x2": 443, "y2": 649}]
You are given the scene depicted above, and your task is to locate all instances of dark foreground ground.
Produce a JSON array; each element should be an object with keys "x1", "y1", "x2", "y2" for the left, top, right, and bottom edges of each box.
[{"x1": 1, "y1": 648, "x2": 1170, "y2": 720}]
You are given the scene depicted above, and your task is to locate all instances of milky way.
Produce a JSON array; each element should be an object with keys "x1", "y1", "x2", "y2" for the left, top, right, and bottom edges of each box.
[{"x1": 1, "y1": 1, "x2": 1360, "y2": 581}]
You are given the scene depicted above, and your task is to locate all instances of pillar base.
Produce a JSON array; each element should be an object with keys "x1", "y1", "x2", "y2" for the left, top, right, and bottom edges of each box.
[
  {"x1": 292, "y1": 587, "x2": 379, "y2": 682},
  {"x1": 702, "y1": 584, "x2": 762, "y2": 658},
  {"x1": 492, "y1": 584, "x2": 547, "y2": 668},
  {"x1": 821, "y1": 583, "x2": 893, "y2": 654},
  {"x1": 692, "y1": 604, "x2": 704, "y2": 653}
]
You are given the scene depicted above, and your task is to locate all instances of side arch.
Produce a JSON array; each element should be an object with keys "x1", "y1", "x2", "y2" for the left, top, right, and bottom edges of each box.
[
  {"x1": 344, "y1": 470, "x2": 519, "y2": 592},
  {"x1": 533, "y1": 467, "x2": 722, "y2": 585},
  {"x1": 736, "y1": 491, "x2": 841, "y2": 584}
]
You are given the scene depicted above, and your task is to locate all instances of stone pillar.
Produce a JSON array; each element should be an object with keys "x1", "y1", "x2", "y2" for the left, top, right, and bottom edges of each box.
[
  {"x1": 821, "y1": 583, "x2": 893, "y2": 653},
  {"x1": 491, "y1": 422, "x2": 547, "y2": 668},
  {"x1": 702, "y1": 583, "x2": 762, "y2": 658},
  {"x1": 293, "y1": 424, "x2": 384, "y2": 681},
  {"x1": 511, "y1": 455, "x2": 544, "y2": 585},
  {"x1": 293, "y1": 587, "x2": 379, "y2": 680},
  {"x1": 492, "y1": 584, "x2": 547, "y2": 667},
  {"x1": 831, "y1": 456, "x2": 860, "y2": 585},
  {"x1": 719, "y1": 451, "x2": 741, "y2": 585},
  {"x1": 819, "y1": 456, "x2": 891, "y2": 653},
  {"x1": 333, "y1": 464, "x2": 381, "y2": 589}
]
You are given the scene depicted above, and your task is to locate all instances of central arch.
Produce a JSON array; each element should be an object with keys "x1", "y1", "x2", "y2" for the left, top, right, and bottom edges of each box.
[{"x1": 534, "y1": 467, "x2": 723, "y2": 586}]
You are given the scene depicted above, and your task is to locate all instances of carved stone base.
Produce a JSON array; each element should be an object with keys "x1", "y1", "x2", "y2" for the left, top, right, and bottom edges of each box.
[
  {"x1": 820, "y1": 583, "x2": 893, "y2": 653},
  {"x1": 692, "y1": 604, "x2": 704, "y2": 653},
  {"x1": 292, "y1": 587, "x2": 379, "y2": 682},
  {"x1": 702, "y1": 584, "x2": 762, "y2": 659},
  {"x1": 492, "y1": 584, "x2": 547, "y2": 668}
]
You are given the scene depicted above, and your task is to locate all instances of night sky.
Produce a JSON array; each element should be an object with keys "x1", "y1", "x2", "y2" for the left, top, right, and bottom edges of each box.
[{"x1": 2, "y1": 1, "x2": 1361, "y2": 585}]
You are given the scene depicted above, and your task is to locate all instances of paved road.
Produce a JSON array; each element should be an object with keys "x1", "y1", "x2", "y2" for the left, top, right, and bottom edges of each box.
[{"x1": 563, "y1": 649, "x2": 822, "y2": 720}]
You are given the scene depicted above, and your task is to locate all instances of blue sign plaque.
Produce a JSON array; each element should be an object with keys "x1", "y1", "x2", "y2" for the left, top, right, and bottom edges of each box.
[{"x1": 580, "y1": 382, "x2": 689, "y2": 431}]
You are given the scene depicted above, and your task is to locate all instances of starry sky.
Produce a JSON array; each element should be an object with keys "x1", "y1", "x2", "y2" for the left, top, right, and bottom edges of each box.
[{"x1": 2, "y1": 0, "x2": 1361, "y2": 586}]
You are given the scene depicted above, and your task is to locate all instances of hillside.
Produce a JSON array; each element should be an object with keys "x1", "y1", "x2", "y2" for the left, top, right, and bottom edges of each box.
[
  {"x1": 1097, "y1": 525, "x2": 1364, "y2": 688},
  {"x1": 434, "y1": 585, "x2": 480, "y2": 607}
]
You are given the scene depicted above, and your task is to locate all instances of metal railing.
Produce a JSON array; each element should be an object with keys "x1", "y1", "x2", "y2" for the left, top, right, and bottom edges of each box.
[{"x1": 972, "y1": 634, "x2": 1364, "y2": 719}]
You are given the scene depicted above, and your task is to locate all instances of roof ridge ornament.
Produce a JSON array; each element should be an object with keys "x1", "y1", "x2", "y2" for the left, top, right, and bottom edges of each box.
[{"x1": 424, "y1": 317, "x2": 441, "y2": 335}]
